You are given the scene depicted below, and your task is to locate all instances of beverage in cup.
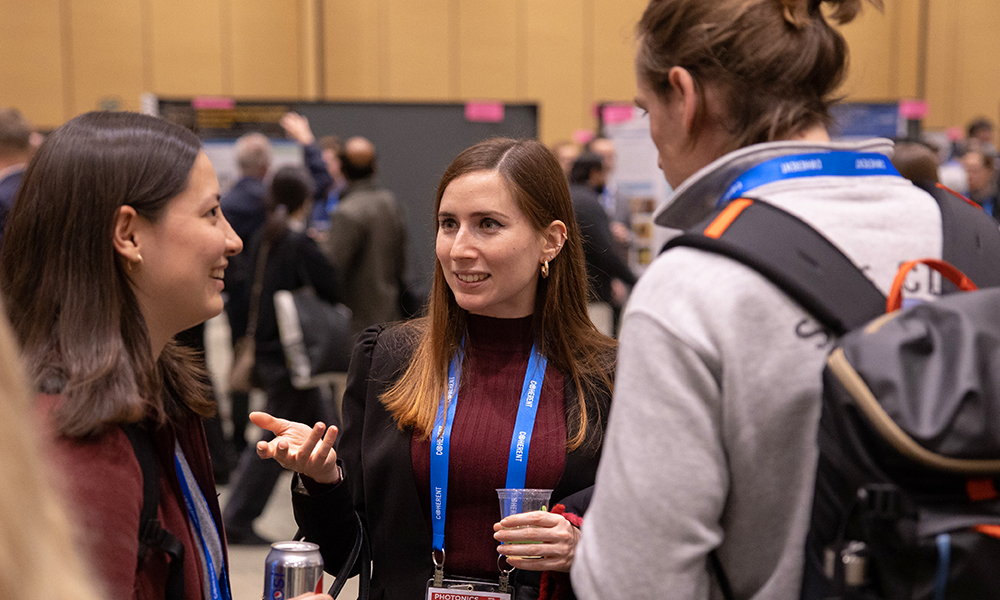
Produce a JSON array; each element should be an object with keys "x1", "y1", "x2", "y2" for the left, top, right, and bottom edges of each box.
[{"x1": 496, "y1": 488, "x2": 552, "y2": 557}]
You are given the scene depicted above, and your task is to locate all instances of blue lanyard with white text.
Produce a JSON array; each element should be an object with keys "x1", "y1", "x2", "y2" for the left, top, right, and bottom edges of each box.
[
  {"x1": 719, "y1": 151, "x2": 902, "y2": 206},
  {"x1": 174, "y1": 456, "x2": 231, "y2": 600},
  {"x1": 429, "y1": 343, "x2": 548, "y2": 555}
]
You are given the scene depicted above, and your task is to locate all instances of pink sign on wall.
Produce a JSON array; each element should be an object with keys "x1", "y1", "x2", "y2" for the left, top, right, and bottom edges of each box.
[
  {"x1": 192, "y1": 96, "x2": 236, "y2": 110},
  {"x1": 898, "y1": 99, "x2": 929, "y2": 120},
  {"x1": 601, "y1": 104, "x2": 635, "y2": 125},
  {"x1": 465, "y1": 102, "x2": 505, "y2": 123}
]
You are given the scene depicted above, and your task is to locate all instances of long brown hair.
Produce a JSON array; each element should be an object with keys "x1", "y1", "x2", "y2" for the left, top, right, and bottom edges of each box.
[
  {"x1": 0, "y1": 111, "x2": 214, "y2": 438},
  {"x1": 381, "y1": 138, "x2": 616, "y2": 452},
  {"x1": 636, "y1": 0, "x2": 882, "y2": 149},
  {"x1": 0, "y1": 302, "x2": 103, "y2": 600}
]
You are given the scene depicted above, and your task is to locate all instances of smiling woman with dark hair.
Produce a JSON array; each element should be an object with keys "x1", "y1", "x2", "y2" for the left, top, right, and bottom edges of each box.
[{"x1": 0, "y1": 111, "x2": 245, "y2": 600}]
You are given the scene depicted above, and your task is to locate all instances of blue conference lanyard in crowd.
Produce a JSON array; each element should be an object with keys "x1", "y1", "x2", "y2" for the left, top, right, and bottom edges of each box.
[
  {"x1": 718, "y1": 151, "x2": 903, "y2": 206},
  {"x1": 174, "y1": 456, "x2": 232, "y2": 600},
  {"x1": 428, "y1": 343, "x2": 547, "y2": 597}
]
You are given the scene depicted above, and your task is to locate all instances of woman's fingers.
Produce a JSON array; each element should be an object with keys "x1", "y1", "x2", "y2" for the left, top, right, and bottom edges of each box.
[
  {"x1": 494, "y1": 512, "x2": 580, "y2": 572},
  {"x1": 498, "y1": 510, "x2": 561, "y2": 530},
  {"x1": 249, "y1": 411, "x2": 288, "y2": 433},
  {"x1": 293, "y1": 422, "x2": 326, "y2": 462},
  {"x1": 248, "y1": 414, "x2": 340, "y2": 482}
]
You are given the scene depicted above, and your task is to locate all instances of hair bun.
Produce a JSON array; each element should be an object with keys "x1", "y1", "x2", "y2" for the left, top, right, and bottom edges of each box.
[{"x1": 780, "y1": 0, "x2": 879, "y2": 28}]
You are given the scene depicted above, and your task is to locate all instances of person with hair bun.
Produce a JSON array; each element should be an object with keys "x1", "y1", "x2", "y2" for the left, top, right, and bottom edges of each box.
[
  {"x1": 251, "y1": 137, "x2": 617, "y2": 599},
  {"x1": 572, "y1": 1, "x2": 987, "y2": 599}
]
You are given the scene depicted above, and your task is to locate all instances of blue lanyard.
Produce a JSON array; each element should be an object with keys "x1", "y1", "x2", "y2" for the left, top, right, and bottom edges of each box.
[
  {"x1": 429, "y1": 343, "x2": 548, "y2": 554},
  {"x1": 174, "y1": 456, "x2": 231, "y2": 600},
  {"x1": 719, "y1": 151, "x2": 902, "y2": 206}
]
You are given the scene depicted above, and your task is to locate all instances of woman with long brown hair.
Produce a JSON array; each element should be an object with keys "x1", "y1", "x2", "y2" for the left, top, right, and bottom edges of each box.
[
  {"x1": 1, "y1": 110, "x2": 244, "y2": 600},
  {"x1": 252, "y1": 137, "x2": 617, "y2": 598},
  {"x1": 0, "y1": 111, "x2": 331, "y2": 600}
]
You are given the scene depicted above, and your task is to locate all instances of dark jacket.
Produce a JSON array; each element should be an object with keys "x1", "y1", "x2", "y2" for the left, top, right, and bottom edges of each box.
[
  {"x1": 41, "y1": 396, "x2": 227, "y2": 600},
  {"x1": 244, "y1": 226, "x2": 342, "y2": 389},
  {"x1": 569, "y1": 184, "x2": 636, "y2": 304},
  {"x1": 302, "y1": 142, "x2": 334, "y2": 209},
  {"x1": 323, "y1": 178, "x2": 407, "y2": 333},
  {"x1": 291, "y1": 323, "x2": 612, "y2": 600},
  {"x1": 221, "y1": 176, "x2": 268, "y2": 341}
]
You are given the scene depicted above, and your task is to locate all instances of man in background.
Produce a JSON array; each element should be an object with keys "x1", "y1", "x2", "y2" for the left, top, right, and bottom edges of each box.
[
  {"x1": 967, "y1": 117, "x2": 996, "y2": 154},
  {"x1": 961, "y1": 146, "x2": 999, "y2": 219},
  {"x1": 569, "y1": 152, "x2": 637, "y2": 336},
  {"x1": 312, "y1": 135, "x2": 346, "y2": 230},
  {"x1": 220, "y1": 132, "x2": 272, "y2": 456},
  {"x1": 323, "y1": 136, "x2": 407, "y2": 333},
  {"x1": 222, "y1": 133, "x2": 272, "y2": 244},
  {"x1": 551, "y1": 140, "x2": 582, "y2": 179},
  {"x1": 0, "y1": 108, "x2": 38, "y2": 248}
]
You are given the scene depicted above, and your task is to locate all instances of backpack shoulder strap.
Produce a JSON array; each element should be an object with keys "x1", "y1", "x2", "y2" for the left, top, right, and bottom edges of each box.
[
  {"x1": 662, "y1": 199, "x2": 886, "y2": 336},
  {"x1": 918, "y1": 182, "x2": 1000, "y2": 290},
  {"x1": 121, "y1": 423, "x2": 186, "y2": 600}
]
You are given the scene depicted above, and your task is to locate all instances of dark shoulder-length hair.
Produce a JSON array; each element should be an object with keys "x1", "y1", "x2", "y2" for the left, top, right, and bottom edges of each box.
[
  {"x1": 0, "y1": 111, "x2": 214, "y2": 438},
  {"x1": 381, "y1": 138, "x2": 616, "y2": 452}
]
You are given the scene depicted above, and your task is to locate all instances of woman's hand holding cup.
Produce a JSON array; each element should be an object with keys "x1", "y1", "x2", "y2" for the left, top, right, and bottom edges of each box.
[
  {"x1": 250, "y1": 411, "x2": 341, "y2": 484},
  {"x1": 493, "y1": 510, "x2": 580, "y2": 573}
]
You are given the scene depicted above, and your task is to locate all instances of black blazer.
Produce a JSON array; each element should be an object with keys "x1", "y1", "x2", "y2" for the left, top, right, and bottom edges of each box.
[{"x1": 291, "y1": 323, "x2": 612, "y2": 600}]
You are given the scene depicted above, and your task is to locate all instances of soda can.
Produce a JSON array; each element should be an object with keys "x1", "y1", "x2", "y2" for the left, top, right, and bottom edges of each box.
[{"x1": 263, "y1": 541, "x2": 324, "y2": 600}]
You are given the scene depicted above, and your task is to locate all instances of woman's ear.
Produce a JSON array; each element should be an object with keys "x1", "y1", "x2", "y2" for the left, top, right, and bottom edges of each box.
[
  {"x1": 668, "y1": 66, "x2": 699, "y2": 136},
  {"x1": 541, "y1": 220, "x2": 568, "y2": 261},
  {"x1": 112, "y1": 205, "x2": 142, "y2": 262}
]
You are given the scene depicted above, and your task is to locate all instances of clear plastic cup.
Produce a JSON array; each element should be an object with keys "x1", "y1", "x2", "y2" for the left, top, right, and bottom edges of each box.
[
  {"x1": 496, "y1": 488, "x2": 552, "y2": 518},
  {"x1": 497, "y1": 489, "x2": 553, "y2": 555}
]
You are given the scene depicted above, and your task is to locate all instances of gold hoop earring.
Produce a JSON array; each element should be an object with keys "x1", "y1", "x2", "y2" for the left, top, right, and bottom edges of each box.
[
  {"x1": 540, "y1": 260, "x2": 550, "y2": 279},
  {"x1": 126, "y1": 254, "x2": 143, "y2": 273}
]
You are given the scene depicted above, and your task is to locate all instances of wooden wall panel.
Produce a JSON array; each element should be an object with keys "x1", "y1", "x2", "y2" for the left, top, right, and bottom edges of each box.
[
  {"x1": 298, "y1": 0, "x2": 319, "y2": 100},
  {"x1": 229, "y1": 0, "x2": 301, "y2": 98},
  {"x1": 941, "y1": 0, "x2": 1000, "y2": 129},
  {"x1": 924, "y1": 0, "x2": 962, "y2": 128},
  {"x1": 889, "y1": 0, "x2": 921, "y2": 100},
  {"x1": 591, "y1": 0, "x2": 645, "y2": 104},
  {"x1": 67, "y1": 0, "x2": 144, "y2": 115},
  {"x1": 523, "y1": 0, "x2": 586, "y2": 143},
  {"x1": 0, "y1": 0, "x2": 66, "y2": 128},
  {"x1": 456, "y1": 0, "x2": 517, "y2": 100},
  {"x1": 148, "y1": 0, "x2": 226, "y2": 96},
  {"x1": 322, "y1": 0, "x2": 382, "y2": 98},
  {"x1": 837, "y1": 4, "x2": 898, "y2": 100},
  {"x1": 10, "y1": 0, "x2": 1000, "y2": 138},
  {"x1": 385, "y1": 0, "x2": 452, "y2": 100}
]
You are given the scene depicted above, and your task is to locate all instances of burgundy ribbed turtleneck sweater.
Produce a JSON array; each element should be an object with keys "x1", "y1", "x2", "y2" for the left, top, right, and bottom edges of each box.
[{"x1": 412, "y1": 314, "x2": 566, "y2": 579}]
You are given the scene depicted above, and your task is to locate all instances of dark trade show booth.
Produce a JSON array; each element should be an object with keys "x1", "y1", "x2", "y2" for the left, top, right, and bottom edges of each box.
[{"x1": 157, "y1": 97, "x2": 539, "y2": 298}]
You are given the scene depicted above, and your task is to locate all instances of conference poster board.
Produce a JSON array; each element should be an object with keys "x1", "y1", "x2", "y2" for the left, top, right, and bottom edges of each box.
[{"x1": 602, "y1": 105, "x2": 674, "y2": 276}]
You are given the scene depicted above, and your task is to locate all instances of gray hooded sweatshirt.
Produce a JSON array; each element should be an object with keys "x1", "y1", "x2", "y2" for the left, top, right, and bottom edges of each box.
[{"x1": 574, "y1": 139, "x2": 946, "y2": 600}]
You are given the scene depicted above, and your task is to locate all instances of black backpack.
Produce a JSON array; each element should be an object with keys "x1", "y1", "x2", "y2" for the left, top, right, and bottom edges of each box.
[
  {"x1": 663, "y1": 183, "x2": 1000, "y2": 599},
  {"x1": 122, "y1": 423, "x2": 186, "y2": 600}
]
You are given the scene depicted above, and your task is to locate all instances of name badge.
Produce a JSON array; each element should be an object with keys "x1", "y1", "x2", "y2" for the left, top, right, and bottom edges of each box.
[{"x1": 426, "y1": 578, "x2": 511, "y2": 600}]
